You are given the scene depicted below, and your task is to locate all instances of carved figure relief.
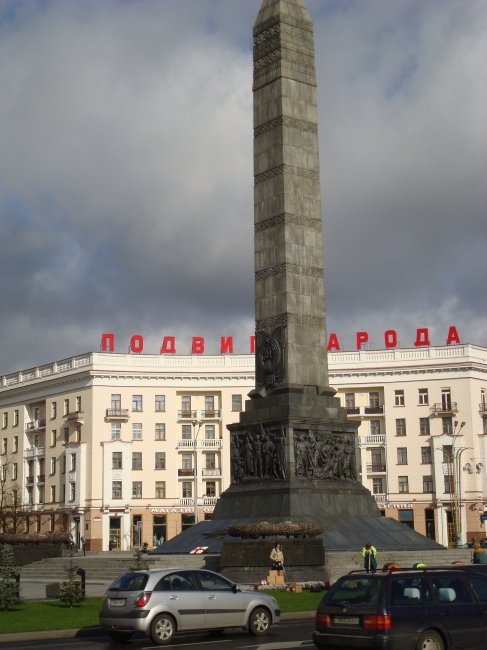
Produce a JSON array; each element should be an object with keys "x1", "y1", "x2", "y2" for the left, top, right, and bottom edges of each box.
[
  {"x1": 230, "y1": 423, "x2": 287, "y2": 483},
  {"x1": 294, "y1": 430, "x2": 357, "y2": 481}
]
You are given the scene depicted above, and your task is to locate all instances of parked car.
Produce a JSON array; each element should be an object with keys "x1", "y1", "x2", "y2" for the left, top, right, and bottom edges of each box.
[
  {"x1": 312, "y1": 566, "x2": 487, "y2": 650},
  {"x1": 99, "y1": 567, "x2": 280, "y2": 645}
]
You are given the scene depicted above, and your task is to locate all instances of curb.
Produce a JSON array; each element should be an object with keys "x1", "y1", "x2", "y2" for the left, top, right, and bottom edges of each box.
[{"x1": 0, "y1": 612, "x2": 314, "y2": 642}]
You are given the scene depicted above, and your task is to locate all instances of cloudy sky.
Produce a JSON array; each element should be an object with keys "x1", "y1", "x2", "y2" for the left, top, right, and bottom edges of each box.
[{"x1": 0, "y1": 0, "x2": 486, "y2": 374}]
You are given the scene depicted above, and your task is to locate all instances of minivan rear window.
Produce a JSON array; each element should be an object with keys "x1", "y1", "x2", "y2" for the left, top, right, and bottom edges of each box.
[
  {"x1": 109, "y1": 572, "x2": 149, "y2": 591},
  {"x1": 325, "y1": 577, "x2": 382, "y2": 605}
]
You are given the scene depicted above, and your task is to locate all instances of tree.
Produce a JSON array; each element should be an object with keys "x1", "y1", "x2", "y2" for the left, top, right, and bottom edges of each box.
[
  {"x1": 0, "y1": 457, "x2": 24, "y2": 535},
  {"x1": 59, "y1": 558, "x2": 84, "y2": 607},
  {"x1": 0, "y1": 544, "x2": 21, "y2": 610}
]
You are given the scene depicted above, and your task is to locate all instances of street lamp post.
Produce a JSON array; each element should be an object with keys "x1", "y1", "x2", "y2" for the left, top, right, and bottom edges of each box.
[
  {"x1": 448, "y1": 420, "x2": 467, "y2": 547},
  {"x1": 191, "y1": 419, "x2": 203, "y2": 525}
]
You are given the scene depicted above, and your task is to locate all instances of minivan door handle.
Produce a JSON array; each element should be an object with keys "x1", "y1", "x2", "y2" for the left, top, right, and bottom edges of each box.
[{"x1": 208, "y1": 595, "x2": 216, "y2": 600}]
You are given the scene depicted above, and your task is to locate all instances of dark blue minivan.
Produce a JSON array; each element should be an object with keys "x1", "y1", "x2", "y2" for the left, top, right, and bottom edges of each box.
[{"x1": 312, "y1": 567, "x2": 487, "y2": 650}]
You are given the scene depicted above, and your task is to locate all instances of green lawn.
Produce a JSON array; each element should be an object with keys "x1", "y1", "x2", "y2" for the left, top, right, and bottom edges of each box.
[{"x1": 0, "y1": 590, "x2": 323, "y2": 635}]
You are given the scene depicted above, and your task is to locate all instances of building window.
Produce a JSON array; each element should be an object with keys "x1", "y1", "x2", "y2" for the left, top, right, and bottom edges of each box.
[
  {"x1": 397, "y1": 448, "x2": 408, "y2": 465},
  {"x1": 232, "y1": 395, "x2": 242, "y2": 411},
  {"x1": 155, "y1": 395, "x2": 166, "y2": 412},
  {"x1": 399, "y1": 509, "x2": 414, "y2": 528},
  {"x1": 50, "y1": 486, "x2": 56, "y2": 503},
  {"x1": 205, "y1": 425, "x2": 215, "y2": 440},
  {"x1": 441, "y1": 388, "x2": 452, "y2": 410},
  {"x1": 444, "y1": 475, "x2": 453, "y2": 493},
  {"x1": 112, "y1": 452, "x2": 123, "y2": 470},
  {"x1": 370, "y1": 420, "x2": 381, "y2": 435},
  {"x1": 50, "y1": 430, "x2": 56, "y2": 447},
  {"x1": 111, "y1": 423, "x2": 121, "y2": 440},
  {"x1": 63, "y1": 399, "x2": 69, "y2": 416},
  {"x1": 205, "y1": 453, "x2": 216, "y2": 470},
  {"x1": 421, "y1": 446, "x2": 432, "y2": 464},
  {"x1": 111, "y1": 394, "x2": 121, "y2": 409},
  {"x1": 181, "y1": 396, "x2": 192, "y2": 417},
  {"x1": 372, "y1": 477, "x2": 384, "y2": 494},
  {"x1": 132, "y1": 452, "x2": 142, "y2": 470},
  {"x1": 51, "y1": 402, "x2": 57, "y2": 419},
  {"x1": 369, "y1": 392, "x2": 380, "y2": 408},
  {"x1": 418, "y1": 388, "x2": 429, "y2": 405},
  {"x1": 132, "y1": 481, "x2": 142, "y2": 499},
  {"x1": 12, "y1": 463, "x2": 17, "y2": 480},
  {"x1": 2, "y1": 413, "x2": 7, "y2": 429},
  {"x1": 206, "y1": 481, "x2": 216, "y2": 497},
  {"x1": 204, "y1": 396, "x2": 215, "y2": 416},
  {"x1": 394, "y1": 390, "x2": 405, "y2": 406},
  {"x1": 395, "y1": 419, "x2": 406, "y2": 436},
  {"x1": 442, "y1": 417, "x2": 453, "y2": 434},
  {"x1": 345, "y1": 392, "x2": 355, "y2": 408},
  {"x1": 50, "y1": 457, "x2": 56, "y2": 475},
  {"x1": 182, "y1": 481, "x2": 192, "y2": 498},
  {"x1": 155, "y1": 481, "x2": 166, "y2": 499},
  {"x1": 70, "y1": 453, "x2": 76, "y2": 471},
  {"x1": 132, "y1": 423, "x2": 142, "y2": 440},
  {"x1": 76, "y1": 396, "x2": 81, "y2": 411},
  {"x1": 61, "y1": 456, "x2": 66, "y2": 474},
  {"x1": 49, "y1": 514, "x2": 55, "y2": 531},
  {"x1": 132, "y1": 395, "x2": 143, "y2": 412},
  {"x1": 155, "y1": 423, "x2": 166, "y2": 441},
  {"x1": 1, "y1": 465, "x2": 6, "y2": 481},
  {"x1": 155, "y1": 452, "x2": 166, "y2": 470},
  {"x1": 423, "y1": 475, "x2": 434, "y2": 493},
  {"x1": 63, "y1": 427, "x2": 69, "y2": 444},
  {"x1": 442, "y1": 445, "x2": 452, "y2": 463},
  {"x1": 12, "y1": 436, "x2": 18, "y2": 453},
  {"x1": 181, "y1": 425, "x2": 192, "y2": 440},
  {"x1": 181, "y1": 453, "x2": 192, "y2": 470},
  {"x1": 419, "y1": 418, "x2": 430, "y2": 435},
  {"x1": 112, "y1": 481, "x2": 122, "y2": 499},
  {"x1": 398, "y1": 476, "x2": 409, "y2": 493},
  {"x1": 1, "y1": 438, "x2": 6, "y2": 455}
]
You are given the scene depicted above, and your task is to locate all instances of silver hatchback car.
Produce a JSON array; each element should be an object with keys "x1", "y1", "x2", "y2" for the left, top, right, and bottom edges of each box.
[{"x1": 99, "y1": 567, "x2": 281, "y2": 645}]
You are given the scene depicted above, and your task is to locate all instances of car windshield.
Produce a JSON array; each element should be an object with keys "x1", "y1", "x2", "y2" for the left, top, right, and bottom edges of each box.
[
  {"x1": 108, "y1": 572, "x2": 149, "y2": 591},
  {"x1": 325, "y1": 577, "x2": 382, "y2": 605}
]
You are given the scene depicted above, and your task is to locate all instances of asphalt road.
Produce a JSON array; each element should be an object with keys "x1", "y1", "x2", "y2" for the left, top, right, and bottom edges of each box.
[{"x1": 0, "y1": 619, "x2": 316, "y2": 650}]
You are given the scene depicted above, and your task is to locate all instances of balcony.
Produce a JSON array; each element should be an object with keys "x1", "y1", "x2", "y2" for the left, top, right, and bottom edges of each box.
[
  {"x1": 203, "y1": 496, "x2": 218, "y2": 506},
  {"x1": 346, "y1": 406, "x2": 384, "y2": 418},
  {"x1": 201, "y1": 410, "x2": 221, "y2": 419},
  {"x1": 178, "y1": 498, "x2": 195, "y2": 507},
  {"x1": 65, "y1": 410, "x2": 84, "y2": 424},
  {"x1": 373, "y1": 493, "x2": 387, "y2": 503},
  {"x1": 365, "y1": 405, "x2": 384, "y2": 415},
  {"x1": 202, "y1": 468, "x2": 221, "y2": 477},
  {"x1": 360, "y1": 435, "x2": 386, "y2": 446},
  {"x1": 25, "y1": 447, "x2": 46, "y2": 459},
  {"x1": 26, "y1": 476, "x2": 34, "y2": 485},
  {"x1": 178, "y1": 468, "x2": 194, "y2": 477},
  {"x1": 176, "y1": 439, "x2": 222, "y2": 449},
  {"x1": 37, "y1": 474, "x2": 45, "y2": 483},
  {"x1": 177, "y1": 410, "x2": 198, "y2": 420},
  {"x1": 366, "y1": 464, "x2": 386, "y2": 473},
  {"x1": 25, "y1": 419, "x2": 46, "y2": 432},
  {"x1": 430, "y1": 402, "x2": 458, "y2": 416},
  {"x1": 105, "y1": 408, "x2": 129, "y2": 422},
  {"x1": 479, "y1": 403, "x2": 487, "y2": 417}
]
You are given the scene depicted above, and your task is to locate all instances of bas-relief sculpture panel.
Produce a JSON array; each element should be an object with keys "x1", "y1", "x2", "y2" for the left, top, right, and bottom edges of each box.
[{"x1": 230, "y1": 425, "x2": 357, "y2": 484}]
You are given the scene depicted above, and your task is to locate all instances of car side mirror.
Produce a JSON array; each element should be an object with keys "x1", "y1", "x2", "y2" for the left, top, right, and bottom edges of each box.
[{"x1": 232, "y1": 584, "x2": 240, "y2": 593}]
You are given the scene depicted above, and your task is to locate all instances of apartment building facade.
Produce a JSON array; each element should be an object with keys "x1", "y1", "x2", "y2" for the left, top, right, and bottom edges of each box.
[{"x1": 0, "y1": 344, "x2": 486, "y2": 551}]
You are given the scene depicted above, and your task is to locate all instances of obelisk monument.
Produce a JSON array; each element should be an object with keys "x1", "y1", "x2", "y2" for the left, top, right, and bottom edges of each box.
[{"x1": 213, "y1": 0, "x2": 380, "y2": 524}]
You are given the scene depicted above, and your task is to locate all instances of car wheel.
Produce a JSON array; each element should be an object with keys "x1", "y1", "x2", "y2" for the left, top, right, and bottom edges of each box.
[
  {"x1": 108, "y1": 630, "x2": 133, "y2": 642},
  {"x1": 416, "y1": 629, "x2": 444, "y2": 650},
  {"x1": 150, "y1": 613, "x2": 176, "y2": 645},
  {"x1": 248, "y1": 606, "x2": 271, "y2": 635}
]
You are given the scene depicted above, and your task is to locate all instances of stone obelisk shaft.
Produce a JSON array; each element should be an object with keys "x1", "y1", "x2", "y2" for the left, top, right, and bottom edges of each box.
[{"x1": 253, "y1": 0, "x2": 331, "y2": 397}]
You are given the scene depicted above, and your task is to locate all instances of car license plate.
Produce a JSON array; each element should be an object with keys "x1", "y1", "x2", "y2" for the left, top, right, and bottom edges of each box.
[
  {"x1": 334, "y1": 616, "x2": 359, "y2": 625},
  {"x1": 110, "y1": 598, "x2": 126, "y2": 607}
]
